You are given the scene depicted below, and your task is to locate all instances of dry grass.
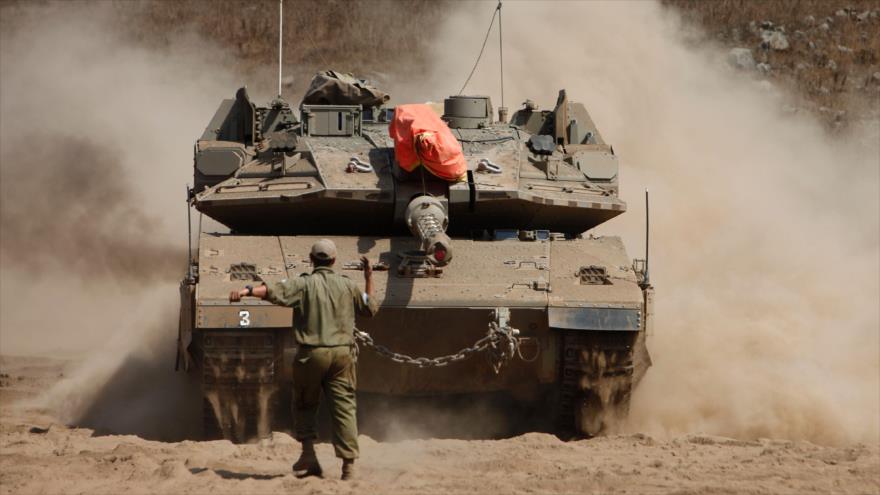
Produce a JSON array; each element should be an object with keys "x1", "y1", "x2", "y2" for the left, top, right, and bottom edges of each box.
[
  {"x1": 116, "y1": 0, "x2": 448, "y2": 95},
  {"x1": 665, "y1": 0, "x2": 880, "y2": 127},
  {"x1": 3, "y1": 0, "x2": 875, "y2": 125},
  {"x1": 0, "y1": 0, "x2": 448, "y2": 97}
]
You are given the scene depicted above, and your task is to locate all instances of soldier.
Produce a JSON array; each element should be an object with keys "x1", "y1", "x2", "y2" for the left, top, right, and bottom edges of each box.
[{"x1": 229, "y1": 239, "x2": 377, "y2": 480}]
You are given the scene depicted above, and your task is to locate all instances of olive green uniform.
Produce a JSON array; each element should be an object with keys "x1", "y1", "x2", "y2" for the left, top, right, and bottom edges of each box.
[{"x1": 266, "y1": 266, "x2": 377, "y2": 459}]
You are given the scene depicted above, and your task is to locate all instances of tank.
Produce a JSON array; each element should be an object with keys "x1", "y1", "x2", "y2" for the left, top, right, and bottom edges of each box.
[{"x1": 177, "y1": 74, "x2": 654, "y2": 442}]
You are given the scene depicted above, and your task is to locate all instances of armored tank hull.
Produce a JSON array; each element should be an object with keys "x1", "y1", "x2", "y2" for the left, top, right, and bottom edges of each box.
[{"x1": 177, "y1": 78, "x2": 653, "y2": 441}]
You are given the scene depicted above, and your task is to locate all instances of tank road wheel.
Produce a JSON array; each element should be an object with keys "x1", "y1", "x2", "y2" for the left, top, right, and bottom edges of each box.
[
  {"x1": 557, "y1": 331, "x2": 636, "y2": 438},
  {"x1": 200, "y1": 331, "x2": 282, "y2": 443}
]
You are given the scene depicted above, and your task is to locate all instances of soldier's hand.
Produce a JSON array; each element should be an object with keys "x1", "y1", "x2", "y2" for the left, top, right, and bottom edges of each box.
[
  {"x1": 229, "y1": 289, "x2": 243, "y2": 302},
  {"x1": 361, "y1": 256, "x2": 372, "y2": 279}
]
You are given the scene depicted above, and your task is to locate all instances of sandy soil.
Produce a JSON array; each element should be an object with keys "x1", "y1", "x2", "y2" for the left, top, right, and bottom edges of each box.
[{"x1": 0, "y1": 356, "x2": 877, "y2": 495}]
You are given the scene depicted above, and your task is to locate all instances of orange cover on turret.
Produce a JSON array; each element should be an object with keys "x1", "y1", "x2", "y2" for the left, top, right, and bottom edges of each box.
[{"x1": 389, "y1": 104, "x2": 467, "y2": 181}]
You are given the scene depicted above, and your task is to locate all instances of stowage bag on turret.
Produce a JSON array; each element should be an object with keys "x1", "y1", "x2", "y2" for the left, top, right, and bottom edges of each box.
[
  {"x1": 301, "y1": 70, "x2": 389, "y2": 108},
  {"x1": 389, "y1": 104, "x2": 467, "y2": 182}
]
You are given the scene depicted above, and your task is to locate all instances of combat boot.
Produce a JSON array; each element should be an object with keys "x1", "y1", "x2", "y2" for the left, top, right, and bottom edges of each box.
[
  {"x1": 292, "y1": 440, "x2": 322, "y2": 478},
  {"x1": 341, "y1": 458, "x2": 356, "y2": 481}
]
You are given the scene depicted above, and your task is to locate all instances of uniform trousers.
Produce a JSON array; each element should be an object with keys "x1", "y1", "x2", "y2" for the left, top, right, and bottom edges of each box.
[{"x1": 292, "y1": 345, "x2": 358, "y2": 459}]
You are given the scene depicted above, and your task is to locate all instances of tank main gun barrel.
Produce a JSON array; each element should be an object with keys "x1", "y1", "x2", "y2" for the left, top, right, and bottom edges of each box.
[{"x1": 405, "y1": 196, "x2": 453, "y2": 266}]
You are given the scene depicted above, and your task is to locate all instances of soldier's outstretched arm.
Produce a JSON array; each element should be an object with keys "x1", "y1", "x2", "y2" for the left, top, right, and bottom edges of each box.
[
  {"x1": 361, "y1": 256, "x2": 373, "y2": 298},
  {"x1": 229, "y1": 283, "x2": 268, "y2": 302},
  {"x1": 355, "y1": 256, "x2": 378, "y2": 316}
]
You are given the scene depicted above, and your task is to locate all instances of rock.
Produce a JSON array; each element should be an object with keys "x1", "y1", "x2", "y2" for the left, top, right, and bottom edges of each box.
[
  {"x1": 756, "y1": 62, "x2": 772, "y2": 75},
  {"x1": 804, "y1": 15, "x2": 816, "y2": 25},
  {"x1": 761, "y1": 30, "x2": 790, "y2": 50},
  {"x1": 837, "y1": 45, "x2": 853, "y2": 54},
  {"x1": 856, "y1": 10, "x2": 870, "y2": 22},
  {"x1": 795, "y1": 62, "x2": 809, "y2": 71},
  {"x1": 156, "y1": 459, "x2": 190, "y2": 479},
  {"x1": 794, "y1": 30, "x2": 805, "y2": 38},
  {"x1": 835, "y1": 9, "x2": 848, "y2": 17},
  {"x1": 827, "y1": 59, "x2": 838, "y2": 71},
  {"x1": 760, "y1": 20, "x2": 774, "y2": 29},
  {"x1": 748, "y1": 20, "x2": 758, "y2": 33},
  {"x1": 629, "y1": 433, "x2": 656, "y2": 446},
  {"x1": 872, "y1": 72, "x2": 880, "y2": 83},
  {"x1": 808, "y1": 41, "x2": 817, "y2": 50},
  {"x1": 731, "y1": 27, "x2": 742, "y2": 42},
  {"x1": 819, "y1": 22, "x2": 830, "y2": 32},
  {"x1": 727, "y1": 47, "x2": 756, "y2": 70},
  {"x1": 630, "y1": 433, "x2": 652, "y2": 440}
]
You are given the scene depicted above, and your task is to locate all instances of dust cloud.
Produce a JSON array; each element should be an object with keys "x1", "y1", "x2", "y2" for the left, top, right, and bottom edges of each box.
[
  {"x1": 0, "y1": 3, "x2": 237, "y2": 436},
  {"x1": 421, "y1": 1, "x2": 879, "y2": 445},
  {"x1": 2, "y1": 0, "x2": 877, "y2": 447},
  {"x1": 1, "y1": 136, "x2": 182, "y2": 281}
]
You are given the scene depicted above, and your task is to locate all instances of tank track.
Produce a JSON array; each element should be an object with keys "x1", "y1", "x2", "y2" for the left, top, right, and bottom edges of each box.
[
  {"x1": 200, "y1": 331, "x2": 281, "y2": 442},
  {"x1": 557, "y1": 330, "x2": 636, "y2": 437}
]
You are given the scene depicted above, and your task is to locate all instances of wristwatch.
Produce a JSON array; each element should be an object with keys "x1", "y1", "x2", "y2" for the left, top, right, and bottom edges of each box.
[{"x1": 245, "y1": 285, "x2": 254, "y2": 297}]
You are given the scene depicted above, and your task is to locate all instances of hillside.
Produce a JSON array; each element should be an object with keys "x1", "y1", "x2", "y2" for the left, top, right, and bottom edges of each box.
[
  {"x1": 3, "y1": 0, "x2": 876, "y2": 127},
  {"x1": 666, "y1": 0, "x2": 880, "y2": 129}
]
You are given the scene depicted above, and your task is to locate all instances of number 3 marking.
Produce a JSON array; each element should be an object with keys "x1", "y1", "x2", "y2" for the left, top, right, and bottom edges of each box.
[{"x1": 239, "y1": 310, "x2": 250, "y2": 327}]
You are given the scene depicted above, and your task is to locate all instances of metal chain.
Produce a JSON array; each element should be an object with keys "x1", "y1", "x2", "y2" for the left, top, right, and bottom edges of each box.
[{"x1": 353, "y1": 319, "x2": 523, "y2": 373}]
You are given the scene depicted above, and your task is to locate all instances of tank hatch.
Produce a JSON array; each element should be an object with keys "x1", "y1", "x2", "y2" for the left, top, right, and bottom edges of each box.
[{"x1": 443, "y1": 95, "x2": 493, "y2": 129}]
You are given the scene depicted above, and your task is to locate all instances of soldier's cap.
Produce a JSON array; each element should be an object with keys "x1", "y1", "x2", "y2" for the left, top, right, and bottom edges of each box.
[{"x1": 310, "y1": 239, "x2": 337, "y2": 261}]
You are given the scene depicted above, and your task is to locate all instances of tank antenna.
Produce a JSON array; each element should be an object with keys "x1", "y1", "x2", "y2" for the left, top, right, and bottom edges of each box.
[
  {"x1": 644, "y1": 188, "x2": 650, "y2": 286},
  {"x1": 277, "y1": 0, "x2": 283, "y2": 98},
  {"x1": 185, "y1": 185, "x2": 194, "y2": 281},
  {"x1": 498, "y1": 1, "x2": 505, "y2": 113},
  {"x1": 457, "y1": 1, "x2": 501, "y2": 96}
]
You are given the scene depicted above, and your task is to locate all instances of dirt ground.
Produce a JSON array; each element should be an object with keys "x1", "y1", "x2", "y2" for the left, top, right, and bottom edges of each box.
[{"x1": 0, "y1": 355, "x2": 877, "y2": 495}]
